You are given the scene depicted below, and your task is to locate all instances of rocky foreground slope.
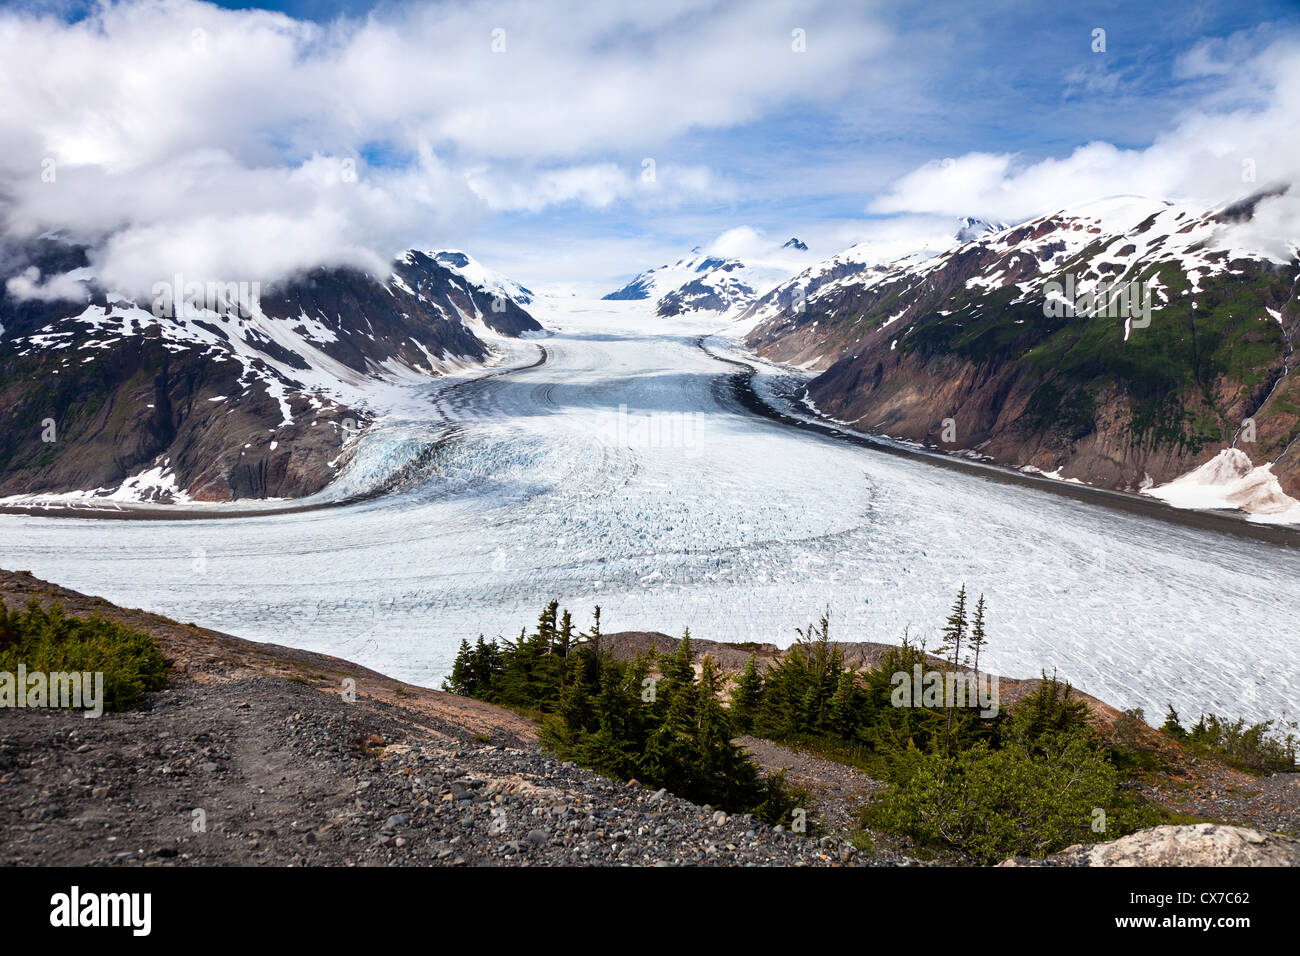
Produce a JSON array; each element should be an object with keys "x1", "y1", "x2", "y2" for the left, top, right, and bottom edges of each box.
[
  {"x1": 0, "y1": 242, "x2": 542, "y2": 502},
  {"x1": 741, "y1": 190, "x2": 1300, "y2": 514},
  {"x1": 1, "y1": 569, "x2": 1295, "y2": 867}
]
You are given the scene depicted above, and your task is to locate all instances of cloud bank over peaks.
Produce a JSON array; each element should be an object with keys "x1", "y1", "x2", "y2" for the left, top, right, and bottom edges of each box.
[
  {"x1": 0, "y1": 0, "x2": 885, "y2": 298},
  {"x1": 866, "y1": 30, "x2": 1300, "y2": 258}
]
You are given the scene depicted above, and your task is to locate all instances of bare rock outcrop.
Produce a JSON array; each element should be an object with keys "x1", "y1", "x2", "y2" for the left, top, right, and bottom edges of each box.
[{"x1": 1001, "y1": 823, "x2": 1300, "y2": 867}]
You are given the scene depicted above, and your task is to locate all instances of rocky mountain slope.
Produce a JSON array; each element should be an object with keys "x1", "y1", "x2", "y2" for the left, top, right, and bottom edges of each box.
[
  {"x1": 735, "y1": 218, "x2": 1005, "y2": 344},
  {"x1": 0, "y1": 242, "x2": 543, "y2": 502},
  {"x1": 742, "y1": 191, "x2": 1300, "y2": 514}
]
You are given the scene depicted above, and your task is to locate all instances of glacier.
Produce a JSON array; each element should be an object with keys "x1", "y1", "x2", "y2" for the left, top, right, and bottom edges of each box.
[{"x1": 1, "y1": 298, "x2": 1297, "y2": 726}]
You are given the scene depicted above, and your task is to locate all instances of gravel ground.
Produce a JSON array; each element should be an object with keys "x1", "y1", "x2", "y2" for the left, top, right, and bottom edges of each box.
[
  {"x1": 736, "y1": 736, "x2": 883, "y2": 836},
  {"x1": 1136, "y1": 757, "x2": 1300, "y2": 838},
  {"x1": 0, "y1": 676, "x2": 925, "y2": 867}
]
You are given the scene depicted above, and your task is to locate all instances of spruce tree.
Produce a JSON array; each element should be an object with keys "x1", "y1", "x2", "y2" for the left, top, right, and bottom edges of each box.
[
  {"x1": 695, "y1": 656, "x2": 766, "y2": 808},
  {"x1": 731, "y1": 655, "x2": 763, "y2": 734},
  {"x1": 536, "y1": 600, "x2": 559, "y2": 654},
  {"x1": 661, "y1": 629, "x2": 695, "y2": 691},
  {"x1": 559, "y1": 609, "x2": 573, "y2": 660},
  {"x1": 937, "y1": 586, "x2": 968, "y2": 670},
  {"x1": 936, "y1": 586, "x2": 968, "y2": 749},
  {"x1": 826, "y1": 668, "x2": 858, "y2": 738},
  {"x1": 1161, "y1": 704, "x2": 1187, "y2": 739},
  {"x1": 444, "y1": 639, "x2": 474, "y2": 695},
  {"x1": 645, "y1": 659, "x2": 699, "y2": 796},
  {"x1": 585, "y1": 605, "x2": 602, "y2": 658},
  {"x1": 470, "y1": 636, "x2": 502, "y2": 696},
  {"x1": 968, "y1": 594, "x2": 987, "y2": 681}
]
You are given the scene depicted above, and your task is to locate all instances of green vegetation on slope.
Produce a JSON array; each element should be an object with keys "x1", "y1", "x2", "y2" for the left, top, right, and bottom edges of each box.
[
  {"x1": 0, "y1": 600, "x2": 170, "y2": 711},
  {"x1": 445, "y1": 603, "x2": 811, "y2": 830},
  {"x1": 451, "y1": 592, "x2": 1296, "y2": 864}
]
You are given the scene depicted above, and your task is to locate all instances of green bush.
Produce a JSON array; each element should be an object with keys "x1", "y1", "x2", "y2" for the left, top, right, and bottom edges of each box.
[
  {"x1": 0, "y1": 601, "x2": 169, "y2": 712},
  {"x1": 864, "y1": 673, "x2": 1126, "y2": 863},
  {"x1": 1186, "y1": 713, "x2": 1298, "y2": 774},
  {"x1": 867, "y1": 731, "x2": 1119, "y2": 865}
]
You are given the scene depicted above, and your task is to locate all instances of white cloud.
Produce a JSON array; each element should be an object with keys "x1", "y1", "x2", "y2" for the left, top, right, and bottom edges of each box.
[
  {"x1": 5, "y1": 265, "x2": 90, "y2": 302},
  {"x1": 0, "y1": 0, "x2": 889, "y2": 296},
  {"x1": 465, "y1": 162, "x2": 732, "y2": 213},
  {"x1": 868, "y1": 31, "x2": 1300, "y2": 238}
]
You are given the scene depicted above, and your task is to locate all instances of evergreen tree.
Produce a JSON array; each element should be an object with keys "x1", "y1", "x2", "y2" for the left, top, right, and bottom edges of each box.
[
  {"x1": 862, "y1": 636, "x2": 943, "y2": 756},
  {"x1": 968, "y1": 594, "x2": 987, "y2": 680},
  {"x1": 1003, "y1": 670, "x2": 1091, "y2": 754},
  {"x1": 494, "y1": 623, "x2": 562, "y2": 710},
  {"x1": 557, "y1": 647, "x2": 597, "y2": 735},
  {"x1": 759, "y1": 608, "x2": 843, "y2": 738},
  {"x1": 558, "y1": 609, "x2": 573, "y2": 660},
  {"x1": 936, "y1": 586, "x2": 968, "y2": 669},
  {"x1": 585, "y1": 605, "x2": 602, "y2": 655},
  {"x1": 695, "y1": 656, "x2": 770, "y2": 808},
  {"x1": 645, "y1": 658, "x2": 699, "y2": 796},
  {"x1": 571, "y1": 655, "x2": 644, "y2": 781},
  {"x1": 443, "y1": 636, "x2": 504, "y2": 698},
  {"x1": 444, "y1": 639, "x2": 475, "y2": 695},
  {"x1": 660, "y1": 629, "x2": 695, "y2": 693},
  {"x1": 463, "y1": 602, "x2": 807, "y2": 827},
  {"x1": 1161, "y1": 704, "x2": 1187, "y2": 739},
  {"x1": 826, "y1": 668, "x2": 858, "y2": 738},
  {"x1": 731, "y1": 654, "x2": 764, "y2": 733},
  {"x1": 936, "y1": 586, "x2": 968, "y2": 749},
  {"x1": 536, "y1": 600, "x2": 559, "y2": 654}
]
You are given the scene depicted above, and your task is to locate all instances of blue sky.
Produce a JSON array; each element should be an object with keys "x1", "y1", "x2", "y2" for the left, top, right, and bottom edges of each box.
[{"x1": 4, "y1": 0, "x2": 1298, "y2": 293}]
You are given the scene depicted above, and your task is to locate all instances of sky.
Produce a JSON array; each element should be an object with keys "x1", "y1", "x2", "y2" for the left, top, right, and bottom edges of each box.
[{"x1": 1, "y1": 0, "x2": 1298, "y2": 297}]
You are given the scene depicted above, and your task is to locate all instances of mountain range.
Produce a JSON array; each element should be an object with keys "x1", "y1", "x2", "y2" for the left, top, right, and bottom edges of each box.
[
  {"x1": 0, "y1": 243, "x2": 543, "y2": 503},
  {"x1": 741, "y1": 190, "x2": 1300, "y2": 515},
  {"x1": 605, "y1": 222, "x2": 1010, "y2": 322},
  {"x1": 6, "y1": 191, "x2": 1296, "y2": 520}
]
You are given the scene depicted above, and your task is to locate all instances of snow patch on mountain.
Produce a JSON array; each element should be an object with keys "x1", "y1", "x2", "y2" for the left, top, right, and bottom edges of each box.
[{"x1": 1144, "y1": 449, "x2": 1300, "y2": 524}]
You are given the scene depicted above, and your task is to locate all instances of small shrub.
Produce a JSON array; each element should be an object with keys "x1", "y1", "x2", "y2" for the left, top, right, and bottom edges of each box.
[
  {"x1": 867, "y1": 731, "x2": 1119, "y2": 865},
  {"x1": 0, "y1": 601, "x2": 169, "y2": 712},
  {"x1": 848, "y1": 829, "x2": 875, "y2": 854},
  {"x1": 1110, "y1": 707, "x2": 1164, "y2": 772}
]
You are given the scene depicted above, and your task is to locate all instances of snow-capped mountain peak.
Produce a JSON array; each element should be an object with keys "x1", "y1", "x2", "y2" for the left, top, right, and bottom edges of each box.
[
  {"x1": 603, "y1": 237, "x2": 811, "y2": 318},
  {"x1": 955, "y1": 216, "x2": 1009, "y2": 243},
  {"x1": 427, "y1": 249, "x2": 535, "y2": 305}
]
